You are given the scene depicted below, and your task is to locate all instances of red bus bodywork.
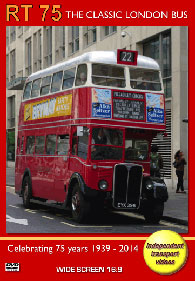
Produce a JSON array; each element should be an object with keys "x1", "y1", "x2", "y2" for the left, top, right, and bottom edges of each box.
[{"x1": 15, "y1": 87, "x2": 165, "y2": 203}]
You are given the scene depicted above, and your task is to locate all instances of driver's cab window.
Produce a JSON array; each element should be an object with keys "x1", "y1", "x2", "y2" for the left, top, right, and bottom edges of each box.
[
  {"x1": 125, "y1": 139, "x2": 148, "y2": 160},
  {"x1": 75, "y1": 64, "x2": 87, "y2": 86}
]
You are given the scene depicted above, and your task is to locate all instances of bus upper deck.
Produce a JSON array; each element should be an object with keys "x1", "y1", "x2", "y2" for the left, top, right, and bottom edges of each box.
[{"x1": 20, "y1": 50, "x2": 165, "y2": 132}]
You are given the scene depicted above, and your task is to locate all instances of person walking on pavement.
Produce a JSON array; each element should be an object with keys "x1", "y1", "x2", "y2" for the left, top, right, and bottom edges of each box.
[
  {"x1": 173, "y1": 150, "x2": 187, "y2": 193},
  {"x1": 150, "y1": 144, "x2": 163, "y2": 177}
]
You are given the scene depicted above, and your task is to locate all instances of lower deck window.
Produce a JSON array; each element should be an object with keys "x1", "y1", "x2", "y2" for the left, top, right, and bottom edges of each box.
[
  {"x1": 35, "y1": 136, "x2": 45, "y2": 155},
  {"x1": 46, "y1": 135, "x2": 56, "y2": 155},
  {"x1": 26, "y1": 136, "x2": 35, "y2": 154},
  {"x1": 125, "y1": 139, "x2": 149, "y2": 161},
  {"x1": 57, "y1": 135, "x2": 69, "y2": 155}
]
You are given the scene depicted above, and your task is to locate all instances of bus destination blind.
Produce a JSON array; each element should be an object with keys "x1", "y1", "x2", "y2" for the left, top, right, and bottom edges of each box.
[{"x1": 113, "y1": 99, "x2": 145, "y2": 120}]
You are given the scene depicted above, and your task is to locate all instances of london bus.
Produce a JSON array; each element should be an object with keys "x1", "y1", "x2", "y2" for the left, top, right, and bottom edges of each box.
[{"x1": 15, "y1": 49, "x2": 168, "y2": 224}]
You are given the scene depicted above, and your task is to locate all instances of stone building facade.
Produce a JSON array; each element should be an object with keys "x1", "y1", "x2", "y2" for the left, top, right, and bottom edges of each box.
[{"x1": 6, "y1": 26, "x2": 188, "y2": 190}]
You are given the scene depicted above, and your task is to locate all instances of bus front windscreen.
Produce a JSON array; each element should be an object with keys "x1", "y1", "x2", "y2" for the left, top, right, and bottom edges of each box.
[
  {"x1": 92, "y1": 64, "x2": 126, "y2": 88},
  {"x1": 91, "y1": 128, "x2": 123, "y2": 160},
  {"x1": 125, "y1": 139, "x2": 149, "y2": 161},
  {"x1": 130, "y1": 68, "x2": 161, "y2": 91}
]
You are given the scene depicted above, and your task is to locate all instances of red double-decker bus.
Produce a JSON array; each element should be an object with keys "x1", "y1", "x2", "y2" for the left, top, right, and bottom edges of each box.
[{"x1": 15, "y1": 49, "x2": 168, "y2": 223}]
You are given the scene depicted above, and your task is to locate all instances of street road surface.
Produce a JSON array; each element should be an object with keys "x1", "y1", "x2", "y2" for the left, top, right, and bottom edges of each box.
[{"x1": 6, "y1": 186, "x2": 188, "y2": 234}]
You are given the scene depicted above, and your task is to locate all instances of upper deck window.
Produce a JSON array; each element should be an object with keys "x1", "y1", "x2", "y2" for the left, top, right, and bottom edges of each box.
[
  {"x1": 51, "y1": 71, "x2": 63, "y2": 93},
  {"x1": 23, "y1": 82, "x2": 32, "y2": 100},
  {"x1": 75, "y1": 64, "x2": 87, "y2": 86},
  {"x1": 40, "y1": 75, "x2": 51, "y2": 96},
  {"x1": 62, "y1": 68, "x2": 76, "y2": 90},
  {"x1": 31, "y1": 78, "x2": 41, "y2": 98},
  {"x1": 130, "y1": 68, "x2": 161, "y2": 91},
  {"x1": 92, "y1": 64, "x2": 125, "y2": 88}
]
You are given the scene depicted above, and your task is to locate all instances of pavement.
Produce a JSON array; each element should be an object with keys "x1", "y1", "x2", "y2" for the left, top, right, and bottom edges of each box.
[{"x1": 6, "y1": 167, "x2": 188, "y2": 226}]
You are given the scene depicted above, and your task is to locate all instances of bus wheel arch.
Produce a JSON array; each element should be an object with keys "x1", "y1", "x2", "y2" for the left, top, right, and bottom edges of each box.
[
  {"x1": 71, "y1": 183, "x2": 91, "y2": 223},
  {"x1": 68, "y1": 173, "x2": 91, "y2": 223},
  {"x1": 67, "y1": 173, "x2": 86, "y2": 205}
]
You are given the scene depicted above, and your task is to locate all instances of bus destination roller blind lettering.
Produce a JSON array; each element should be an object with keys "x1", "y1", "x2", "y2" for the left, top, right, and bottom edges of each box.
[{"x1": 113, "y1": 99, "x2": 145, "y2": 120}]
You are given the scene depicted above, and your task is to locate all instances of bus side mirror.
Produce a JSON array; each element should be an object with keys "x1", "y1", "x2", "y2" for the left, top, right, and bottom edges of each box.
[{"x1": 77, "y1": 126, "x2": 84, "y2": 136}]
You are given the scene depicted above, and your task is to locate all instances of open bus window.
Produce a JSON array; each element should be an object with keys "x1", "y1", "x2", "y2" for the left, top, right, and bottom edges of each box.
[
  {"x1": 23, "y1": 82, "x2": 32, "y2": 100},
  {"x1": 125, "y1": 139, "x2": 149, "y2": 161},
  {"x1": 130, "y1": 68, "x2": 161, "y2": 91},
  {"x1": 75, "y1": 64, "x2": 87, "y2": 86},
  {"x1": 51, "y1": 71, "x2": 63, "y2": 93},
  {"x1": 91, "y1": 128, "x2": 123, "y2": 160},
  {"x1": 62, "y1": 68, "x2": 76, "y2": 90},
  {"x1": 92, "y1": 64, "x2": 125, "y2": 88},
  {"x1": 31, "y1": 79, "x2": 41, "y2": 98},
  {"x1": 46, "y1": 135, "x2": 56, "y2": 155},
  {"x1": 57, "y1": 135, "x2": 69, "y2": 155},
  {"x1": 40, "y1": 76, "x2": 51, "y2": 96},
  {"x1": 26, "y1": 136, "x2": 35, "y2": 154},
  {"x1": 35, "y1": 136, "x2": 45, "y2": 155}
]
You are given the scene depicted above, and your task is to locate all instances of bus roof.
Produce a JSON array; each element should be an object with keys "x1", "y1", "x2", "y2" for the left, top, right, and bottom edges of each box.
[{"x1": 27, "y1": 51, "x2": 160, "y2": 82}]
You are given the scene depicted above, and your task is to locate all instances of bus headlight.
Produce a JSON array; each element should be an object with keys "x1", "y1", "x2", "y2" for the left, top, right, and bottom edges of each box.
[
  {"x1": 98, "y1": 180, "x2": 108, "y2": 191},
  {"x1": 145, "y1": 181, "x2": 154, "y2": 190}
]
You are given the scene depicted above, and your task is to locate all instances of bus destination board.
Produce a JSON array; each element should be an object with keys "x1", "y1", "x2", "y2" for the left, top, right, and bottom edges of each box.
[
  {"x1": 113, "y1": 91, "x2": 144, "y2": 99},
  {"x1": 113, "y1": 99, "x2": 145, "y2": 120}
]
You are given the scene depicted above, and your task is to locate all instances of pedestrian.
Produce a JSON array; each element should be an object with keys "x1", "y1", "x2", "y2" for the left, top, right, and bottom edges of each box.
[
  {"x1": 173, "y1": 150, "x2": 187, "y2": 193},
  {"x1": 150, "y1": 145, "x2": 163, "y2": 177}
]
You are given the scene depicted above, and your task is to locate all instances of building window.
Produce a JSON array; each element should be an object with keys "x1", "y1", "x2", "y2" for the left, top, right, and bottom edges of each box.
[
  {"x1": 143, "y1": 32, "x2": 171, "y2": 98},
  {"x1": 6, "y1": 27, "x2": 9, "y2": 46},
  {"x1": 25, "y1": 37, "x2": 32, "y2": 76},
  {"x1": 55, "y1": 26, "x2": 65, "y2": 63},
  {"x1": 7, "y1": 129, "x2": 15, "y2": 161},
  {"x1": 44, "y1": 27, "x2": 52, "y2": 67},
  {"x1": 33, "y1": 29, "x2": 42, "y2": 71},
  {"x1": 84, "y1": 26, "x2": 96, "y2": 47},
  {"x1": 8, "y1": 96, "x2": 15, "y2": 128},
  {"x1": 6, "y1": 55, "x2": 9, "y2": 85},
  {"x1": 10, "y1": 49, "x2": 16, "y2": 81},
  {"x1": 104, "y1": 26, "x2": 117, "y2": 37},
  {"x1": 162, "y1": 33, "x2": 171, "y2": 98},
  {"x1": 10, "y1": 26, "x2": 16, "y2": 43},
  {"x1": 17, "y1": 26, "x2": 23, "y2": 37},
  {"x1": 70, "y1": 26, "x2": 79, "y2": 54}
]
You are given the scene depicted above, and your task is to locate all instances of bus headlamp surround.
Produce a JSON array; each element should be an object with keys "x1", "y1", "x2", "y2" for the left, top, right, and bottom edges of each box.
[
  {"x1": 145, "y1": 181, "x2": 154, "y2": 190},
  {"x1": 98, "y1": 180, "x2": 108, "y2": 191}
]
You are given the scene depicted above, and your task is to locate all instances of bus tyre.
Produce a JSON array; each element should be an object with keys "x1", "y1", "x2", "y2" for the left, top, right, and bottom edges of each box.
[
  {"x1": 71, "y1": 184, "x2": 91, "y2": 223},
  {"x1": 143, "y1": 202, "x2": 164, "y2": 224},
  {"x1": 22, "y1": 176, "x2": 32, "y2": 208}
]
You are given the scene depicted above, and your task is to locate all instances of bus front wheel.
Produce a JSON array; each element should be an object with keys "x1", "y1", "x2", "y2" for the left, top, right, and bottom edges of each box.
[
  {"x1": 22, "y1": 176, "x2": 32, "y2": 208},
  {"x1": 143, "y1": 201, "x2": 164, "y2": 224},
  {"x1": 71, "y1": 184, "x2": 91, "y2": 223}
]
